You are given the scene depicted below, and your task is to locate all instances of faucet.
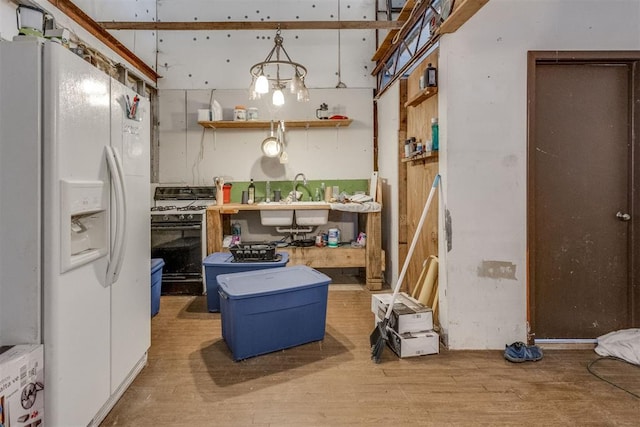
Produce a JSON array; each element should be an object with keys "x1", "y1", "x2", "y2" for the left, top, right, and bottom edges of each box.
[{"x1": 292, "y1": 173, "x2": 307, "y2": 201}]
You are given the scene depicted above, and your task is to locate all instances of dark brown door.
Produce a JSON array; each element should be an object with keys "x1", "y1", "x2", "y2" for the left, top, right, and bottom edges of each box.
[{"x1": 528, "y1": 52, "x2": 640, "y2": 340}]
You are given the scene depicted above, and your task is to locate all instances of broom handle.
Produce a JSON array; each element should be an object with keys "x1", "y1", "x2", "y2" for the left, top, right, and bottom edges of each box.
[{"x1": 383, "y1": 174, "x2": 440, "y2": 321}]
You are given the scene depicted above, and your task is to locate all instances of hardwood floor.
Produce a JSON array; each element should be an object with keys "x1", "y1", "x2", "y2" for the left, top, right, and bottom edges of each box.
[{"x1": 102, "y1": 285, "x2": 640, "y2": 426}]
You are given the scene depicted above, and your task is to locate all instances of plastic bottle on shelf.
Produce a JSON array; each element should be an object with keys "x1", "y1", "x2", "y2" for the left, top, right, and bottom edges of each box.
[
  {"x1": 232, "y1": 222, "x2": 241, "y2": 236},
  {"x1": 247, "y1": 179, "x2": 255, "y2": 204},
  {"x1": 211, "y1": 99, "x2": 223, "y2": 121},
  {"x1": 265, "y1": 180, "x2": 271, "y2": 202},
  {"x1": 431, "y1": 118, "x2": 439, "y2": 151}
]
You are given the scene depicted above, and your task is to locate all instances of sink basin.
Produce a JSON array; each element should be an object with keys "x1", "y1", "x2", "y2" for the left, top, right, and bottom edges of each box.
[
  {"x1": 258, "y1": 201, "x2": 329, "y2": 226},
  {"x1": 290, "y1": 201, "x2": 329, "y2": 206},
  {"x1": 292, "y1": 202, "x2": 329, "y2": 225},
  {"x1": 259, "y1": 207, "x2": 294, "y2": 226}
]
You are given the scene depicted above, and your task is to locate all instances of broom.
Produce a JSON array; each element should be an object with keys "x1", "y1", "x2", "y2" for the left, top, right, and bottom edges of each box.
[{"x1": 370, "y1": 174, "x2": 441, "y2": 363}]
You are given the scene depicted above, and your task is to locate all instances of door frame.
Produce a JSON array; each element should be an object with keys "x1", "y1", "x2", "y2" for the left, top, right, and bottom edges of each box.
[{"x1": 526, "y1": 50, "x2": 640, "y2": 343}]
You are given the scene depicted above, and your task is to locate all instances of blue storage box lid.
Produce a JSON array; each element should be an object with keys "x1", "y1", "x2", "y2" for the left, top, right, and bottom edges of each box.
[
  {"x1": 203, "y1": 252, "x2": 288, "y2": 266},
  {"x1": 218, "y1": 265, "x2": 330, "y2": 299},
  {"x1": 151, "y1": 258, "x2": 165, "y2": 273}
]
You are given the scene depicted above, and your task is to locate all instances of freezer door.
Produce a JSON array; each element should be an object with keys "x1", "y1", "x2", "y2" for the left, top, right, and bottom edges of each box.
[
  {"x1": 0, "y1": 40, "x2": 42, "y2": 346},
  {"x1": 41, "y1": 41, "x2": 112, "y2": 426},
  {"x1": 109, "y1": 78, "x2": 151, "y2": 393}
]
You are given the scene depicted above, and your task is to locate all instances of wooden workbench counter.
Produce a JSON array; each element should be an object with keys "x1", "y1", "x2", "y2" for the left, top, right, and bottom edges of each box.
[{"x1": 206, "y1": 203, "x2": 384, "y2": 290}]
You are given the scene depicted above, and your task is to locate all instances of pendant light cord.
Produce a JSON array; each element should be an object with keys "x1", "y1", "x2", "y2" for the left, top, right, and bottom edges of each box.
[{"x1": 336, "y1": 0, "x2": 346, "y2": 88}]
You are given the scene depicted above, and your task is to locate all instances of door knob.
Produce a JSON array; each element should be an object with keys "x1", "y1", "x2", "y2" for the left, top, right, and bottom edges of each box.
[{"x1": 616, "y1": 211, "x2": 631, "y2": 221}]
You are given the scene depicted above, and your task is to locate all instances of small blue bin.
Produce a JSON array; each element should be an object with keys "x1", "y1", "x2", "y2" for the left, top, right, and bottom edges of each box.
[
  {"x1": 150, "y1": 258, "x2": 165, "y2": 317},
  {"x1": 217, "y1": 265, "x2": 331, "y2": 361},
  {"x1": 202, "y1": 252, "x2": 289, "y2": 312}
]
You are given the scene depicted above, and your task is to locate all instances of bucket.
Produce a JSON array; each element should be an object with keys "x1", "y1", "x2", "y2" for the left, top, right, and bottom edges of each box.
[
  {"x1": 328, "y1": 228, "x2": 340, "y2": 248},
  {"x1": 16, "y1": 5, "x2": 45, "y2": 37},
  {"x1": 223, "y1": 184, "x2": 232, "y2": 203}
]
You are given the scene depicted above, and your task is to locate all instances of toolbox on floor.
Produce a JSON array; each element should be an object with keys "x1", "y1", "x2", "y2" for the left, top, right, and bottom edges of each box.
[
  {"x1": 203, "y1": 252, "x2": 289, "y2": 312},
  {"x1": 217, "y1": 265, "x2": 331, "y2": 361},
  {"x1": 150, "y1": 258, "x2": 165, "y2": 317}
]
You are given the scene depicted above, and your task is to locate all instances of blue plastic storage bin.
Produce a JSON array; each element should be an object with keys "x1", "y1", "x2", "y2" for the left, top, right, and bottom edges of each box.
[
  {"x1": 150, "y1": 258, "x2": 165, "y2": 317},
  {"x1": 202, "y1": 252, "x2": 289, "y2": 312},
  {"x1": 217, "y1": 265, "x2": 331, "y2": 361}
]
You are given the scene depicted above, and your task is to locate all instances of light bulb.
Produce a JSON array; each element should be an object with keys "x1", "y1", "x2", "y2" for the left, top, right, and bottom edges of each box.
[
  {"x1": 272, "y1": 88, "x2": 285, "y2": 106},
  {"x1": 255, "y1": 75, "x2": 269, "y2": 94}
]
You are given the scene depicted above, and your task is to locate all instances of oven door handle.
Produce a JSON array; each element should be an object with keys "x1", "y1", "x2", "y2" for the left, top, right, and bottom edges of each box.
[
  {"x1": 151, "y1": 224, "x2": 202, "y2": 231},
  {"x1": 105, "y1": 146, "x2": 128, "y2": 286}
]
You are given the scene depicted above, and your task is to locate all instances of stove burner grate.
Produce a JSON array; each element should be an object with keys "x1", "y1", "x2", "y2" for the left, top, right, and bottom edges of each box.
[
  {"x1": 150, "y1": 205, "x2": 177, "y2": 212},
  {"x1": 177, "y1": 205, "x2": 208, "y2": 211}
]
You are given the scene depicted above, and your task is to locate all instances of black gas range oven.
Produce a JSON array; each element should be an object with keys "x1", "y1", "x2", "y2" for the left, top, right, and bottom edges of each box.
[{"x1": 150, "y1": 186, "x2": 216, "y2": 295}]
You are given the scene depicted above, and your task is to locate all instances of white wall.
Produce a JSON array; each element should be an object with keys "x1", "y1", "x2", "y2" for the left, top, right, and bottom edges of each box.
[
  {"x1": 439, "y1": 0, "x2": 640, "y2": 349},
  {"x1": 0, "y1": 1, "x2": 379, "y2": 182},
  {"x1": 0, "y1": 0, "x2": 156, "y2": 85},
  {"x1": 376, "y1": 83, "x2": 400, "y2": 287},
  {"x1": 158, "y1": 88, "x2": 374, "y2": 184},
  {"x1": 151, "y1": 1, "x2": 378, "y2": 183},
  {"x1": 0, "y1": 0, "x2": 16, "y2": 39}
]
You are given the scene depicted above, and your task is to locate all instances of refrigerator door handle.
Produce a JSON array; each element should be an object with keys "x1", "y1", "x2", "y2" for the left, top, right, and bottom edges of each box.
[{"x1": 105, "y1": 146, "x2": 128, "y2": 286}]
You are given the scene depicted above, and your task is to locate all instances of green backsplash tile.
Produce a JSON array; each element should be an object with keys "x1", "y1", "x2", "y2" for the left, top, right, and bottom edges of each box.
[{"x1": 227, "y1": 179, "x2": 369, "y2": 203}]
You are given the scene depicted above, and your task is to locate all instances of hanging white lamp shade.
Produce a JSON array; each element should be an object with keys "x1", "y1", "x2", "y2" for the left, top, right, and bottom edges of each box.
[
  {"x1": 296, "y1": 85, "x2": 310, "y2": 102},
  {"x1": 255, "y1": 75, "x2": 269, "y2": 94},
  {"x1": 272, "y1": 89, "x2": 285, "y2": 106},
  {"x1": 290, "y1": 73, "x2": 302, "y2": 94}
]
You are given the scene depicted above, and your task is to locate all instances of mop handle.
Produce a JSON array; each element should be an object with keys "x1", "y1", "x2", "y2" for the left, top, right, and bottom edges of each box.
[{"x1": 383, "y1": 174, "x2": 441, "y2": 321}]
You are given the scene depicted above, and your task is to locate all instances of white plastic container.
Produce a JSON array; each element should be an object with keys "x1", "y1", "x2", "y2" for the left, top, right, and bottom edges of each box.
[
  {"x1": 210, "y1": 99, "x2": 223, "y2": 121},
  {"x1": 328, "y1": 228, "x2": 340, "y2": 247}
]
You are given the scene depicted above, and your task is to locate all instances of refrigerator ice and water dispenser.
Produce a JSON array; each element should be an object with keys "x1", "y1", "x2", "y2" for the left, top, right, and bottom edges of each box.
[{"x1": 60, "y1": 180, "x2": 108, "y2": 272}]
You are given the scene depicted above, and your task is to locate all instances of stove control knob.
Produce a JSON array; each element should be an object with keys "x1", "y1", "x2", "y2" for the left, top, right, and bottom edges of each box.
[
  {"x1": 188, "y1": 214, "x2": 194, "y2": 220},
  {"x1": 163, "y1": 215, "x2": 169, "y2": 221},
  {"x1": 179, "y1": 214, "x2": 186, "y2": 220}
]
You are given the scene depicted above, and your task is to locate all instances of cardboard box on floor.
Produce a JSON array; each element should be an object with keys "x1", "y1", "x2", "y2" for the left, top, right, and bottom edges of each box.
[
  {"x1": 0, "y1": 344, "x2": 44, "y2": 427},
  {"x1": 371, "y1": 292, "x2": 433, "y2": 334},
  {"x1": 388, "y1": 329, "x2": 440, "y2": 358}
]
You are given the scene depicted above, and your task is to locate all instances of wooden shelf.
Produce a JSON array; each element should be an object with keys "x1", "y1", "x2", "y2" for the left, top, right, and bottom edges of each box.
[
  {"x1": 401, "y1": 151, "x2": 439, "y2": 163},
  {"x1": 437, "y1": 0, "x2": 490, "y2": 35},
  {"x1": 198, "y1": 119, "x2": 352, "y2": 129},
  {"x1": 405, "y1": 87, "x2": 438, "y2": 108},
  {"x1": 372, "y1": 0, "x2": 417, "y2": 62}
]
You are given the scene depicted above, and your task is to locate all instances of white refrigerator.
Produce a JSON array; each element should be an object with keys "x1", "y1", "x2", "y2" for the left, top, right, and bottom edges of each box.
[{"x1": 0, "y1": 38, "x2": 150, "y2": 426}]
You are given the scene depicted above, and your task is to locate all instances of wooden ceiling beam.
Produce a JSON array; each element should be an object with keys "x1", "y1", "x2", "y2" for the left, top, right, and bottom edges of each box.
[
  {"x1": 49, "y1": 0, "x2": 159, "y2": 82},
  {"x1": 99, "y1": 20, "x2": 404, "y2": 31}
]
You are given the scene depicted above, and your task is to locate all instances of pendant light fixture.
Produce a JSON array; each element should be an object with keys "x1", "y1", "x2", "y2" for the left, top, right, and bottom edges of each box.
[{"x1": 249, "y1": 26, "x2": 309, "y2": 106}]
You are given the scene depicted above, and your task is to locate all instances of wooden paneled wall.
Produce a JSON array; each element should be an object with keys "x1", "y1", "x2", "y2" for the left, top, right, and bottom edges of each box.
[{"x1": 400, "y1": 51, "x2": 439, "y2": 294}]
